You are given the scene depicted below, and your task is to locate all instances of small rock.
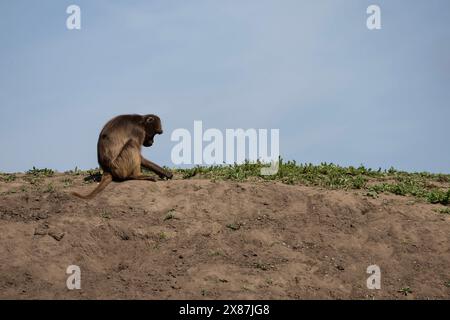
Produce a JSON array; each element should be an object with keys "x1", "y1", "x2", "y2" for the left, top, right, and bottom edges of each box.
[{"x1": 49, "y1": 230, "x2": 65, "y2": 241}]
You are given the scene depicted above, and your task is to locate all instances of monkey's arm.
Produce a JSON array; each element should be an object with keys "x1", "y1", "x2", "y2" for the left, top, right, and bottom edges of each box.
[{"x1": 141, "y1": 156, "x2": 173, "y2": 179}]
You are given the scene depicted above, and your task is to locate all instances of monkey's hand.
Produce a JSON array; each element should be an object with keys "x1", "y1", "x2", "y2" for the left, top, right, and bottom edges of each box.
[
  {"x1": 156, "y1": 170, "x2": 173, "y2": 180},
  {"x1": 163, "y1": 171, "x2": 173, "y2": 180}
]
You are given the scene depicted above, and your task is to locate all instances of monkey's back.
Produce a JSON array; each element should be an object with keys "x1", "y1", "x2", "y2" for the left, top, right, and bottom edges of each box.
[{"x1": 97, "y1": 115, "x2": 145, "y2": 170}]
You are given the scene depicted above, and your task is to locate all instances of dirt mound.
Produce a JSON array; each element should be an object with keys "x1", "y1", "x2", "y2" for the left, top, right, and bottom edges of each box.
[{"x1": 0, "y1": 174, "x2": 449, "y2": 299}]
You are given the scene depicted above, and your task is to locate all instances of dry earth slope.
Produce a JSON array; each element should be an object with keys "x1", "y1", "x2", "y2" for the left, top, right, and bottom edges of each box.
[{"x1": 0, "y1": 173, "x2": 449, "y2": 299}]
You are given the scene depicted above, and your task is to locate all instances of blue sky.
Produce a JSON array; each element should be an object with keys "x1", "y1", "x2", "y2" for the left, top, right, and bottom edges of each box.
[{"x1": 1, "y1": 0, "x2": 449, "y2": 173}]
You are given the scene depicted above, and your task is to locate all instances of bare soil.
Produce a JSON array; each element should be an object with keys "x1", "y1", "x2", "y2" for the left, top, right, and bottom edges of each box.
[{"x1": 0, "y1": 174, "x2": 449, "y2": 299}]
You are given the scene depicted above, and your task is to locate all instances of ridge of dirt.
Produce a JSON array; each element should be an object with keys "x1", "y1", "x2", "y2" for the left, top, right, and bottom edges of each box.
[{"x1": 0, "y1": 174, "x2": 449, "y2": 299}]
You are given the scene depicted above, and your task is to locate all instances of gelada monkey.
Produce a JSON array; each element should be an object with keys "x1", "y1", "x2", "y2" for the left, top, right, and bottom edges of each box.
[{"x1": 72, "y1": 114, "x2": 172, "y2": 199}]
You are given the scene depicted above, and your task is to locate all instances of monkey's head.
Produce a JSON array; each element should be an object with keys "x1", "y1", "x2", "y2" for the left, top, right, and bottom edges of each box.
[{"x1": 142, "y1": 114, "x2": 163, "y2": 147}]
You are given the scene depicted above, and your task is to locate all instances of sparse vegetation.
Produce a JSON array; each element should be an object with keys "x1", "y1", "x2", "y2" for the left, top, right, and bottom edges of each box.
[
  {"x1": 208, "y1": 250, "x2": 223, "y2": 257},
  {"x1": 164, "y1": 209, "x2": 176, "y2": 221},
  {"x1": 174, "y1": 160, "x2": 450, "y2": 205},
  {"x1": 44, "y1": 183, "x2": 55, "y2": 193},
  {"x1": 65, "y1": 166, "x2": 82, "y2": 175},
  {"x1": 61, "y1": 177, "x2": 73, "y2": 188},
  {"x1": 435, "y1": 207, "x2": 450, "y2": 215},
  {"x1": 83, "y1": 169, "x2": 102, "y2": 183},
  {"x1": 398, "y1": 287, "x2": 413, "y2": 296},
  {"x1": 2, "y1": 161, "x2": 450, "y2": 206},
  {"x1": 23, "y1": 167, "x2": 54, "y2": 186},
  {"x1": 26, "y1": 167, "x2": 54, "y2": 177},
  {"x1": 0, "y1": 173, "x2": 17, "y2": 183},
  {"x1": 226, "y1": 222, "x2": 241, "y2": 231},
  {"x1": 158, "y1": 231, "x2": 168, "y2": 240},
  {"x1": 201, "y1": 289, "x2": 209, "y2": 296},
  {"x1": 365, "y1": 191, "x2": 379, "y2": 199},
  {"x1": 100, "y1": 209, "x2": 111, "y2": 219},
  {"x1": 164, "y1": 213, "x2": 175, "y2": 221},
  {"x1": 427, "y1": 189, "x2": 450, "y2": 205},
  {"x1": 64, "y1": 167, "x2": 102, "y2": 181},
  {"x1": 24, "y1": 176, "x2": 42, "y2": 185}
]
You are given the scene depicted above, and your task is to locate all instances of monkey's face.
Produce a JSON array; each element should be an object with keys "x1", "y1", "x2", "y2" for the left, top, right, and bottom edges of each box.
[{"x1": 143, "y1": 114, "x2": 163, "y2": 147}]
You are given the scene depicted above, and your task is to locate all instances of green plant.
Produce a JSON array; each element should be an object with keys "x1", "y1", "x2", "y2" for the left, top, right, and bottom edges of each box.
[
  {"x1": 65, "y1": 166, "x2": 81, "y2": 175},
  {"x1": 83, "y1": 169, "x2": 102, "y2": 183},
  {"x1": 226, "y1": 223, "x2": 241, "y2": 231},
  {"x1": 0, "y1": 174, "x2": 17, "y2": 183},
  {"x1": 100, "y1": 210, "x2": 111, "y2": 219},
  {"x1": 351, "y1": 175, "x2": 367, "y2": 189},
  {"x1": 398, "y1": 287, "x2": 412, "y2": 296},
  {"x1": 26, "y1": 167, "x2": 54, "y2": 177},
  {"x1": 158, "y1": 232, "x2": 168, "y2": 240},
  {"x1": 208, "y1": 250, "x2": 222, "y2": 257},
  {"x1": 434, "y1": 207, "x2": 450, "y2": 215},
  {"x1": 44, "y1": 183, "x2": 55, "y2": 193},
  {"x1": 427, "y1": 189, "x2": 450, "y2": 205},
  {"x1": 164, "y1": 209, "x2": 177, "y2": 221},
  {"x1": 25, "y1": 176, "x2": 42, "y2": 185},
  {"x1": 366, "y1": 191, "x2": 378, "y2": 198},
  {"x1": 201, "y1": 289, "x2": 208, "y2": 296},
  {"x1": 61, "y1": 177, "x2": 73, "y2": 188}
]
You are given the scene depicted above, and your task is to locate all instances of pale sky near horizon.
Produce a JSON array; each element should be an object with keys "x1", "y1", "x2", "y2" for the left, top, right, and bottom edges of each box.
[{"x1": 1, "y1": 0, "x2": 449, "y2": 173}]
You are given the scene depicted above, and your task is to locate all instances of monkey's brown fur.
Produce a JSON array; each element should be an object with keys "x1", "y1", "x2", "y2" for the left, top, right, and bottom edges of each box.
[{"x1": 72, "y1": 114, "x2": 172, "y2": 199}]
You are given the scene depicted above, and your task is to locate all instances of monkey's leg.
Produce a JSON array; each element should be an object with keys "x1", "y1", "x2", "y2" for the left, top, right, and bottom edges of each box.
[
  {"x1": 110, "y1": 139, "x2": 142, "y2": 180},
  {"x1": 128, "y1": 175, "x2": 157, "y2": 182},
  {"x1": 140, "y1": 156, "x2": 173, "y2": 179}
]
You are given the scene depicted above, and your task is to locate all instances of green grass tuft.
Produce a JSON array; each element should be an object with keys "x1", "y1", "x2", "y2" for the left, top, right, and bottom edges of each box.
[
  {"x1": 0, "y1": 173, "x2": 17, "y2": 183},
  {"x1": 26, "y1": 167, "x2": 54, "y2": 177},
  {"x1": 83, "y1": 169, "x2": 102, "y2": 183},
  {"x1": 435, "y1": 207, "x2": 450, "y2": 215}
]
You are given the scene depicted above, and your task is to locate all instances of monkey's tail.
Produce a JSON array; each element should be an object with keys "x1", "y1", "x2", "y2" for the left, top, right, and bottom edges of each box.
[{"x1": 72, "y1": 172, "x2": 113, "y2": 200}]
